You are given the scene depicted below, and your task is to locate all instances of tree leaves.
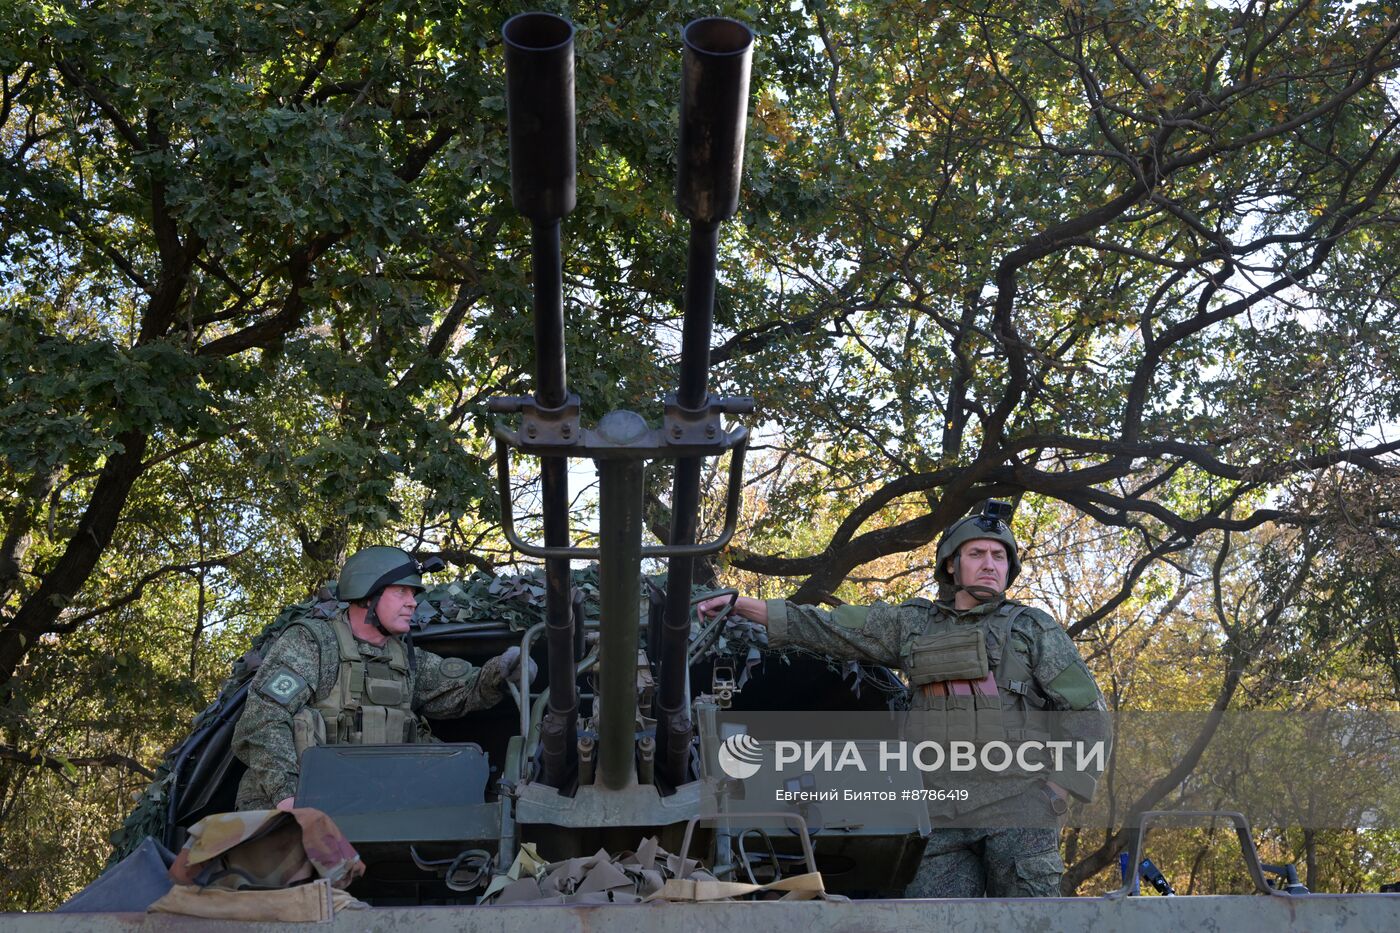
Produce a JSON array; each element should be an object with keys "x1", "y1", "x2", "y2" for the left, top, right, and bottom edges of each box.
[{"x1": 2, "y1": 0, "x2": 1398, "y2": 906}]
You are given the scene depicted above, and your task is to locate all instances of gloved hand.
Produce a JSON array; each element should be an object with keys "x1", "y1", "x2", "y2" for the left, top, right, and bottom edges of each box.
[{"x1": 493, "y1": 646, "x2": 538, "y2": 686}]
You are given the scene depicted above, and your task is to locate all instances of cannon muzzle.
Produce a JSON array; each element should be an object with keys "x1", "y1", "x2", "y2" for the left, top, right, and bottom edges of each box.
[
  {"x1": 504, "y1": 12, "x2": 577, "y2": 222},
  {"x1": 677, "y1": 18, "x2": 754, "y2": 224}
]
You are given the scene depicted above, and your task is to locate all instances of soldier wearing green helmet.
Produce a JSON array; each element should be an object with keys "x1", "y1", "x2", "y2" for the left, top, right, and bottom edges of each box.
[
  {"x1": 232, "y1": 546, "x2": 534, "y2": 812},
  {"x1": 934, "y1": 500, "x2": 1022, "y2": 597},
  {"x1": 697, "y1": 500, "x2": 1107, "y2": 898}
]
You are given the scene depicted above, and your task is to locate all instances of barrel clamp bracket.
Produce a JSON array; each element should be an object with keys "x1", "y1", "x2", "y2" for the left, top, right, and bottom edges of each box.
[
  {"x1": 664, "y1": 393, "x2": 755, "y2": 446},
  {"x1": 489, "y1": 393, "x2": 581, "y2": 446}
]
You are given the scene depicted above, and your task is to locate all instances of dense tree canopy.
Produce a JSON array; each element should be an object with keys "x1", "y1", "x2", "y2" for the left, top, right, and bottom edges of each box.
[{"x1": 2, "y1": 0, "x2": 1398, "y2": 906}]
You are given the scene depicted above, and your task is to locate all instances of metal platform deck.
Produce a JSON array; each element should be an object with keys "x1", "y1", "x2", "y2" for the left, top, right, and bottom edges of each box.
[{"x1": 12, "y1": 894, "x2": 1400, "y2": 933}]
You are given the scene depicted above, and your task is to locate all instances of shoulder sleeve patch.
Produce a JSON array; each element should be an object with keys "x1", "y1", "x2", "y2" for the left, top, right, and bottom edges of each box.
[
  {"x1": 257, "y1": 666, "x2": 309, "y2": 708},
  {"x1": 439, "y1": 657, "x2": 470, "y2": 679},
  {"x1": 1044, "y1": 664, "x2": 1101, "y2": 711}
]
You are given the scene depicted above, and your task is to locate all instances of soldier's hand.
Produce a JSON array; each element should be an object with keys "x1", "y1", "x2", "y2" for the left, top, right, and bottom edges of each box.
[
  {"x1": 696, "y1": 595, "x2": 733, "y2": 620},
  {"x1": 494, "y1": 646, "x2": 537, "y2": 685},
  {"x1": 276, "y1": 796, "x2": 296, "y2": 812},
  {"x1": 696, "y1": 594, "x2": 769, "y2": 627}
]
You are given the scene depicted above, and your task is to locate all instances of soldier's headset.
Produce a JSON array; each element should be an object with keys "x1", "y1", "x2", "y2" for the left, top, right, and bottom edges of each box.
[{"x1": 363, "y1": 555, "x2": 446, "y2": 648}]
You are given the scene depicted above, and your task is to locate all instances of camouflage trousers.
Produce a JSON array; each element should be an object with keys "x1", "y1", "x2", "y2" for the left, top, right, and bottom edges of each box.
[{"x1": 904, "y1": 825, "x2": 1064, "y2": 898}]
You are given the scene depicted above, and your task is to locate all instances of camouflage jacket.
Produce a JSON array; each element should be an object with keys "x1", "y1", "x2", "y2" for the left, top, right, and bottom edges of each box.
[
  {"x1": 232, "y1": 609, "x2": 506, "y2": 810},
  {"x1": 765, "y1": 595, "x2": 1107, "y2": 807}
]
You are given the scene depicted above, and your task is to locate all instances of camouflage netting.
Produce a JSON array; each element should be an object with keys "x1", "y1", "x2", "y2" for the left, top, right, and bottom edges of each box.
[
  {"x1": 107, "y1": 567, "x2": 898, "y2": 864},
  {"x1": 413, "y1": 568, "x2": 602, "y2": 631}
]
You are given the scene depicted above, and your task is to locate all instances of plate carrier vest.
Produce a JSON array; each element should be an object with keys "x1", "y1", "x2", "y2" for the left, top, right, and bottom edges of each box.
[{"x1": 288, "y1": 616, "x2": 427, "y2": 755}]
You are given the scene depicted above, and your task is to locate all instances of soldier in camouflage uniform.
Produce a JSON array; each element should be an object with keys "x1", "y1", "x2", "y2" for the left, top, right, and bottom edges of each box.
[
  {"x1": 698, "y1": 502, "x2": 1106, "y2": 898},
  {"x1": 232, "y1": 546, "x2": 533, "y2": 811}
]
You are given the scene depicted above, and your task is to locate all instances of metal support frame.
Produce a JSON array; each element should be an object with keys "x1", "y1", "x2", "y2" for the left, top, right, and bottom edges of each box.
[
  {"x1": 1104, "y1": 810, "x2": 1295, "y2": 899},
  {"x1": 678, "y1": 811, "x2": 819, "y2": 879},
  {"x1": 490, "y1": 427, "x2": 749, "y2": 561},
  {"x1": 597, "y1": 456, "x2": 645, "y2": 788}
]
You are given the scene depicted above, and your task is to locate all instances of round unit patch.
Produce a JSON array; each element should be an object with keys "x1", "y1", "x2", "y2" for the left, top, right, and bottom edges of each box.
[
  {"x1": 257, "y1": 667, "x2": 308, "y2": 707},
  {"x1": 440, "y1": 657, "x2": 470, "y2": 679}
]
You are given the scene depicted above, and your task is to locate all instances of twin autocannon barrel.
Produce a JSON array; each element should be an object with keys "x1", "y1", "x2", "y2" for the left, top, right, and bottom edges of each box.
[{"x1": 494, "y1": 14, "x2": 755, "y2": 791}]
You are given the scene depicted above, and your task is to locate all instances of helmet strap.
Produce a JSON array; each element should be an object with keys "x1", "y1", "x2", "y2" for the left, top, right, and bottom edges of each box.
[
  {"x1": 365, "y1": 592, "x2": 394, "y2": 638},
  {"x1": 954, "y1": 583, "x2": 1004, "y2": 602}
]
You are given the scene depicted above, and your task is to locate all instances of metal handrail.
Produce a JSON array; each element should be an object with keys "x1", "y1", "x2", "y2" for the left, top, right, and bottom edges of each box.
[
  {"x1": 678, "y1": 810, "x2": 819, "y2": 880},
  {"x1": 1103, "y1": 810, "x2": 1294, "y2": 899}
]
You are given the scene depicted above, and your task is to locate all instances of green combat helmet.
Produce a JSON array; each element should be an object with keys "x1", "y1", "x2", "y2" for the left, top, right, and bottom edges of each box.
[
  {"x1": 934, "y1": 500, "x2": 1021, "y2": 600},
  {"x1": 338, "y1": 546, "x2": 445, "y2": 635}
]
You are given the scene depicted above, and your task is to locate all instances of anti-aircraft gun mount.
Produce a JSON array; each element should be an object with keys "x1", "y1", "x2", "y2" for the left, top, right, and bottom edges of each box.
[
  {"x1": 483, "y1": 9, "x2": 764, "y2": 866},
  {"x1": 490, "y1": 9, "x2": 755, "y2": 801},
  {"x1": 291, "y1": 11, "x2": 921, "y2": 897},
  {"x1": 297, "y1": 12, "x2": 927, "y2": 898}
]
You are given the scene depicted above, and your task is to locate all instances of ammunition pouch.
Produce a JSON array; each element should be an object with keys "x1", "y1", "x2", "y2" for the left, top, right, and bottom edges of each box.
[
  {"x1": 291, "y1": 708, "x2": 326, "y2": 759},
  {"x1": 907, "y1": 628, "x2": 989, "y2": 685},
  {"x1": 363, "y1": 662, "x2": 405, "y2": 706},
  {"x1": 351, "y1": 705, "x2": 413, "y2": 745},
  {"x1": 900, "y1": 602, "x2": 1064, "y2": 813},
  {"x1": 911, "y1": 679, "x2": 1004, "y2": 746}
]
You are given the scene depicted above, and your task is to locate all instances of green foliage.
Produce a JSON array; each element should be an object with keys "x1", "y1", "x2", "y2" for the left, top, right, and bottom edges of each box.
[{"x1": 2, "y1": 0, "x2": 1398, "y2": 908}]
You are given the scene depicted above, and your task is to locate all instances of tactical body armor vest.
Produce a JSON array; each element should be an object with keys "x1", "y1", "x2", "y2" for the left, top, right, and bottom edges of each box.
[
  {"x1": 900, "y1": 598, "x2": 1051, "y2": 748},
  {"x1": 288, "y1": 616, "x2": 428, "y2": 756}
]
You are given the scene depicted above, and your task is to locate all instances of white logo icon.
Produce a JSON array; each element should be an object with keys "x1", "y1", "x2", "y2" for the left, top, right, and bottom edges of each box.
[{"x1": 717, "y1": 733, "x2": 763, "y2": 779}]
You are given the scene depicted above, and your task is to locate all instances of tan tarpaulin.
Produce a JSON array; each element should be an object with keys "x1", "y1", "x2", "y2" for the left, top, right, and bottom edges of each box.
[
  {"x1": 168, "y1": 808, "x2": 364, "y2": 890},
  {"x1": 151, "y1": 809, "x2": 368, "y2": 920},
  {"x1": 649, "y1": 872, "x2": 827, "y2": 902},
  {"x1": 149, "y1": 879, "x2": 367, "y2": 922}
]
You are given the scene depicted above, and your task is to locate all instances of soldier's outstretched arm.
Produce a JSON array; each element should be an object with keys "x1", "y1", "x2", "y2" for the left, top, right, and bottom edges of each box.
[
  {"x1": 698, "y1": 594, "x2": 908, "y2": 667},
  {"x1": 232, "y1": 626, "x2": 321, "y2": 810},
  {"x1": 412, "y1": 649, "x2": 509, "y2": 718}
]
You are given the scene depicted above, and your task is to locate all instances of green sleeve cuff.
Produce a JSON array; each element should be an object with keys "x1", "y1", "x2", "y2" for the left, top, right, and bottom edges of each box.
[
  {"x1": 275, "y1": 777, "x2": 300, "y2": 805},
  {"x1": 477, "y1": 655, "x2": 505, "y2": 689},
  {"x1": 476, "y1": 667, "x2": 505, "y2": 708},
  {"x1": 765, "y1": 599, "x2": 791, "y2": 646}
]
